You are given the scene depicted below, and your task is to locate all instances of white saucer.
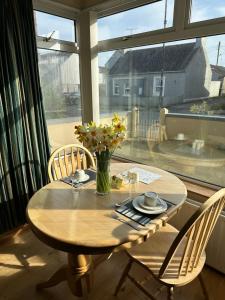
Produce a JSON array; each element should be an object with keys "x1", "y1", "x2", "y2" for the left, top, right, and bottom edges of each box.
[
  {"x1": 132, "y1": 195, "x2": 167, "y2": 215},
  {"x1": 73, "y1": 174, "x2": 90, "y2": 183},
  {"x1": 174, "y1": 136, "x2": 187, "y2": 141}
]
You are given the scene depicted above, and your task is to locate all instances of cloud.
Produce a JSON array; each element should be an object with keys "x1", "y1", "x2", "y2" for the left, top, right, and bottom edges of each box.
[{"x1": 98, "y1": 0, "x2": 174, "y2": 40}]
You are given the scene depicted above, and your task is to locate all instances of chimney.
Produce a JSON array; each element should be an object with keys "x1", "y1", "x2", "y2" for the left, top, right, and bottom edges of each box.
[{"x1": 195, "y1": 37, "x2": 206, "y2": 49}]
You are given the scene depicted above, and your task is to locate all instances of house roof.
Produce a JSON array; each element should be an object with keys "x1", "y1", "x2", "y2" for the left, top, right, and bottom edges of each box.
[
  {"x1": 211, "y1": 64, "x2": 225, "y2": 79},
  {"x1": 109, "y1": 42, "x2": 198, "y2": 75}
]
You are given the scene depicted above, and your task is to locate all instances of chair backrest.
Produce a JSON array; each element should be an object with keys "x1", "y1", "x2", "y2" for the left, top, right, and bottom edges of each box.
[
  {"x1": 48, "y1": 144, "x2": 95, "y2": 182},
  {"x1": 159, "y1": 188, "x2": 225, "y2": 279}
]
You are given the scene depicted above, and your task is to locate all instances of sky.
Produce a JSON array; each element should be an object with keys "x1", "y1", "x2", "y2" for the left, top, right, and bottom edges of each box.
[{"x1": 35, "y1": 0, "x2": 225, "y2": 67}]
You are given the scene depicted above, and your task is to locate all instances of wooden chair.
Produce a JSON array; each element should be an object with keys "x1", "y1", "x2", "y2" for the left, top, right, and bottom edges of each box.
[
  {"x1": 48, "y1": 144, "x2": 95, "y2": 182},
  {"x1": 114, "y1": 188, "x2": 225, "y2": 300}
]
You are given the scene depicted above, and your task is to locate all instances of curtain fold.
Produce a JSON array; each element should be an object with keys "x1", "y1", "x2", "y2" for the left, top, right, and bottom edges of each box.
[{"x1": 0, "y1": 0, "x2": 50, "y2": 233}]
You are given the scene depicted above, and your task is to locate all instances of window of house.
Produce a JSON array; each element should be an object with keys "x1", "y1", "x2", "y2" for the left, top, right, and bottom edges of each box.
[
  {"x1": 190, "y1": 0, "x2": 225, "y2": 23},
  {"x1": 124, "y1": 82, "x2": 130, "y2": 96},
  {"x1": 113, "y1": 80, "x2": 120, "y2": 95},
  {"x1": 34, "y1": 11, "x2": 75, "y2": 42},
  {"x1": 35, "y1": 12, "x2": 81, "y2": 151},
  {"x1": 153, "y1": 76, "x2": 165, "y2": 96},
  {"x1": 138, "y1": 87, "x2": 143, "y2": 96},
  {"x1": 98, "y1": 0, "x2": 174, "y2": 41}
]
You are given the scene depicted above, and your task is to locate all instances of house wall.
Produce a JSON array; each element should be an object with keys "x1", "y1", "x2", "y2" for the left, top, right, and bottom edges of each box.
[
  {"x1": 106, "y1": 72, "x2": 186, "y2": 109},
  {"x1": 184, "y1": 44, "x2": 213, "y2": 100},
  {"x1": 209, "y1": 81, "x2": 221, "y2": 97}
]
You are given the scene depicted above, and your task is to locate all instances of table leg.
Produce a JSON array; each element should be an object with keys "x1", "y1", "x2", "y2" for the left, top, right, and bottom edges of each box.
[
  {"x1": 67, "y1": 253, "x2": 93, "y2": 297},
  {"x1": 36, "y1": 253, "x2": 93, "y2": 297}
]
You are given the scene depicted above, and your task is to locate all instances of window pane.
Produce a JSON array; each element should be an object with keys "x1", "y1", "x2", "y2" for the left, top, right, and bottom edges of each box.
[
  {"x1": 191, "y1": 0, "x2": 225, "y2": 23},
  {"x1": 38, "y1": 49, "x2": 81, "y2": 150},
  {"x1": 98, "y1": 0, "x2": 174, "y2": 41},
  {"x1": 34, "y1": 11, "x2": 75, "y2": 42},
  {"x1": 99, "y1": 34, "x2": 225, "y2": 186}
]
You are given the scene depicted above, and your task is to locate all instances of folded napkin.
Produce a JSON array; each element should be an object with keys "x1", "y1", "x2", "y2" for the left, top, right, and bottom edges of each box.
[
  {"x1": 116, "y1": 198, "x2": 174, "y2": 226},
  {"x1": 61, "y1": 169, "x2": 96, "y2": 187}
]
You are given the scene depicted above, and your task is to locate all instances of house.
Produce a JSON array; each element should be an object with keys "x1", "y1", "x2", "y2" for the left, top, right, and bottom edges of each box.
[
  {"x1": 211, "y1": 64, "x2": 225, "y2": 95},
  {"x1": 104, "y1": 39, "x2": 219, "y2": 108}
]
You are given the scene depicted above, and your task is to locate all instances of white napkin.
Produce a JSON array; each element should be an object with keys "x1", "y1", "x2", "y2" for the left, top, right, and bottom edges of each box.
[{"x1": 122, "y1": 167, "x2": 161, "y2": 184}]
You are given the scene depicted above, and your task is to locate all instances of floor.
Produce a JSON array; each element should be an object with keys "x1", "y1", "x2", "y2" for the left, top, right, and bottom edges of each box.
[{"x1": 0, "y1": 228, "x2": 225, "y2": 300}]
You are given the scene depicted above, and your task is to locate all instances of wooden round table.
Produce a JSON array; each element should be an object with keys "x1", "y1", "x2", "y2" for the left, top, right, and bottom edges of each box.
[{"x1": 27, "y1": 163, "x2": 187, "y2": 297}]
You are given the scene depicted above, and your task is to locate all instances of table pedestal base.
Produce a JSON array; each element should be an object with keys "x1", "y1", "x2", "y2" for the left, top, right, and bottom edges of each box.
[{"x1": 37, "y1": 253, "x2": 92, "y2": 297}]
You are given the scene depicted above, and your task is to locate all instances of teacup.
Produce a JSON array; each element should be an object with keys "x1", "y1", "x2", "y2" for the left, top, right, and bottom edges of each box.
[
  {"x1": 144, "y1": 192, "x2": 158, "y2": 207},
  {"x1": 74, "y1": 169, "x2": 85, "y2": 181},
  {"x1": 176, "y1": 133, "x2": 184, "y2": 140}
]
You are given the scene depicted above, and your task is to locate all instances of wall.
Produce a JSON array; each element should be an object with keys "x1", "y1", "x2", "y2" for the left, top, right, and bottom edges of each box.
[
  {"x1": 165, "y1": 114, "x2": 225, "y2": 145},
  {"x1": 185, "y1": 45, "x2": 212, "y2": 99},
  {"x1": 209, "y1": 81, "x2": 221, "y2": 97},
  {"x1": 107, "y1": 72, "x2": 186, "y2": 108},
  {"x1": 47, "y1": 112, "x2": 128, "y2": 151}
]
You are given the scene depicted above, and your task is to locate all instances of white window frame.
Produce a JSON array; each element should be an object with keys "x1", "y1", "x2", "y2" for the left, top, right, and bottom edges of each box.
[
  {"x1": 98, "y1": 0, "x2": 225, "y2": 52},
  {"x1": 34, "y1": 0, "x2": 225, "y2": 126},
  {"x1": 153, "y1": 76, "x2": 165, "y2": 96},
  {"x1": 113, "y1": 79, "x2": 120, "y2": 95},
  {"x1": 123, "y1": 82, "x2": 130, "y2": 96}
]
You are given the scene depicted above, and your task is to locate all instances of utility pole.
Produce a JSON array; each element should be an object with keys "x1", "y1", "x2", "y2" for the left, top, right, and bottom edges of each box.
[
  {"x1": 159, "y1": 0, "x2": 167, "y2": 108},
  {"x1": 216, "y1": 41, "x2": 221, "y2": 65}
]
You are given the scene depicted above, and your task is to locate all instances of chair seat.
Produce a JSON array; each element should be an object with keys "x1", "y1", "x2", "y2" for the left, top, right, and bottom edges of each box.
[{"x1": 127, "y1": 223, "x2": 206, "y2": 286}]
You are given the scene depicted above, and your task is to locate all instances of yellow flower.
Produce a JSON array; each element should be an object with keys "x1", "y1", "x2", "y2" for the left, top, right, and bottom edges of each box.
[
  {"x1": 114, "y1": 123, "x2": 126, "y2": 132},
  {"x1": 112, "y1": 113, "x2": 120, "y2": 124},
  {"x1": 74, "y1": 114, "x2": 126, "y2": 154}
]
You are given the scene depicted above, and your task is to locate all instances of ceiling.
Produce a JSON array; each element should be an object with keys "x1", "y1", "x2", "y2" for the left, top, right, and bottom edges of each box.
[{"x1": 53, "y1": 0, "x2": 113, "y2": 10}]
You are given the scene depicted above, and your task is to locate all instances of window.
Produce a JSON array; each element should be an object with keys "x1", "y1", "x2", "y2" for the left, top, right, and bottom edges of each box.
[
  {"x1": 99, "y1": 34, "x2": 225, "y2": 187},
  {"x1": 124, "y1": 82, "x2": 130, "y2": 96},
  {"x1": 138, "y1": 87, "x2": 143, "y2": 96},
  {"x1": 35, "y1": 12, "x2": 81, "y2": 150},
  {"x1": 113, "y1": 80, "x2": 120, "y2": 95},
  {"x1": 34, "y1": 11, "x2": 75, "y2": 42},
  {"x1": 153, "y1": 76, "x2": 165, "y2": 96},
  {"x1": 98, "y1": 0, "x2": 174, "y2": 41},
  {"x1": 190, "y1": 0, "x2": 225, "y2": 23}
]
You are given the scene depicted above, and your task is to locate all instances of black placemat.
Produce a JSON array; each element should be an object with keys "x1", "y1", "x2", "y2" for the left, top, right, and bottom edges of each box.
[
  {"x1": 116, "y1": 198, "x2": 174, "y2": 226},
  {"x1": 61, "y1": 169, "x2": 96, "y2": 187}
]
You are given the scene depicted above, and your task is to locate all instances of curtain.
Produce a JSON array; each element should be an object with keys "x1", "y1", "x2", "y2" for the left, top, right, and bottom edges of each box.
[{"x1": 0, "y1": 0, "x2": 50, "y2": 233}]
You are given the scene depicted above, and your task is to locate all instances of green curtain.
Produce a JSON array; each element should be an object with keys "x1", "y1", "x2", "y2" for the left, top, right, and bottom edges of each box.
[{"x1": 0, "y1": 0, "x2": 50, "y2": 233}]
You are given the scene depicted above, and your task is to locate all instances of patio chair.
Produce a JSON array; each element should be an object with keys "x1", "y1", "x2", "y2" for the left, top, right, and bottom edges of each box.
[
  {"x1": 48, "y1": 144, "x2": 95, "y2": 182},
  {"x1": 114, "y1": 188, "x2": 225, "y2": 300}
]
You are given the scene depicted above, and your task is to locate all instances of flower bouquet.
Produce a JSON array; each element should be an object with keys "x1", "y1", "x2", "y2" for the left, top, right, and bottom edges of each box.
[{"x1": 74, "y1": 114, "x2": 126, "y2": 195}]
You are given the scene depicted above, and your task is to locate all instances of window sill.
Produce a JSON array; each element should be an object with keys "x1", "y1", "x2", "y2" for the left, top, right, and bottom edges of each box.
[{"x1": 112, "y1": 156, "x2": 221, "y2": 203}]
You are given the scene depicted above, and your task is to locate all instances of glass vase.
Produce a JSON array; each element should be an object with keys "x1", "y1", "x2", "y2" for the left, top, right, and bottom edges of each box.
[{"x1": 96, "y1": 151, "x2": 111, "y2": 195}]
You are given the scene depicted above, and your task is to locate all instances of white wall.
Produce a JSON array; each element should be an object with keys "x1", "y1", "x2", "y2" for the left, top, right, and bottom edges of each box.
[{"x1": 209, "y1": 81, "x2": 221, "y2": 97}]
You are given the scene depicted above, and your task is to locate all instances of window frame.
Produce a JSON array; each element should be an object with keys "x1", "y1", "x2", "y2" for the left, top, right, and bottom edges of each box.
[
  {"x1": 34, "y1": 0, "x2": 225, "y2": 189},
  {"x1": 153, "y1": 76, "x2": 165, "y2": 96},
  {"x1": 113, "y1": 79, "x2": 120, "y2": 95},
  {"x1": 96, "y1": 0, "x2": 225, "y2": 189},
  {"x1": 123, "y1": 82, "x2": 130, "y2": 96},
  {"x1": 34, "y1": 10, "x2": 79, "y2": 54}
]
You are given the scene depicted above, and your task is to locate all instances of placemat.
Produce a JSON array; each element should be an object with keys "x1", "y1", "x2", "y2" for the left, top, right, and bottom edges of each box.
[
  {"x1": 61, "y1": 169, "x2": 96, "y2": 187},
  {"x1": 116, "y1": 197, "x2": 174, "y2": 226}
]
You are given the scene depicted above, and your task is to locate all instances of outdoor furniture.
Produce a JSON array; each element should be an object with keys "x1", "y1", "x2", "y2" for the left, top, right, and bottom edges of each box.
[
  {"x1": 48, "y1": 144, "x2": 95, "y2": 182},
  {"x1": 26, "y1": 163, "x2": 187, "y2": 297},
  {"x1": 114, "y1": 188, "x2": 225, "y2": 300}
]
